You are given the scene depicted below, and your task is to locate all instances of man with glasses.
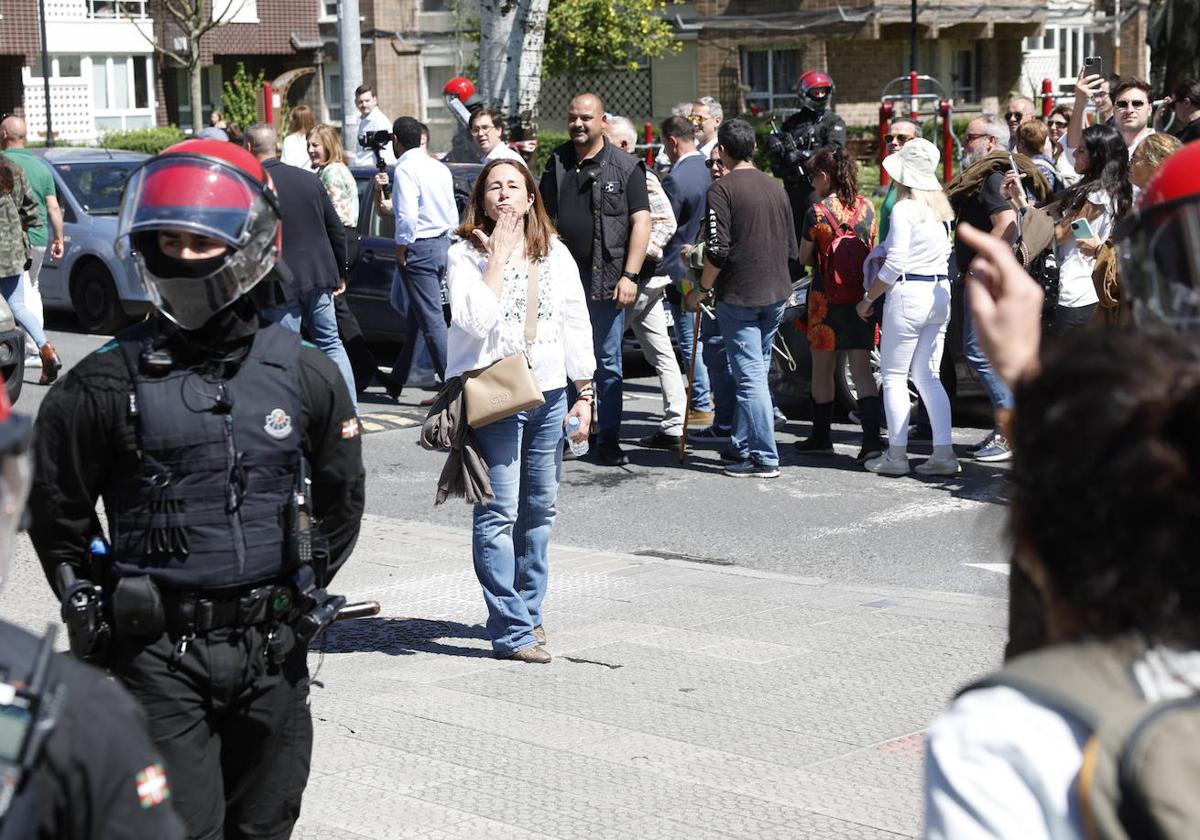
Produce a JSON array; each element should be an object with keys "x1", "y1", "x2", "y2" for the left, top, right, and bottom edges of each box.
[
  {"x1": 1003, "y1": 96, "x2": 1036, "y2": 148},
  {"x1": 689, "y1": 97, "x2": 723, "y2": 158},
  {"x1": 1066, "y1": 67, "x2": 1156, "y2": 159},
  {"x1": 1154, "y1": 78, "x2": 1200, "y2": 143},
  {"x1": 878, "y1": 118, "x2": 919, "y2": 242},
  {"x1": 468, "y1": 106, "x2": 527, "y2": 168}
]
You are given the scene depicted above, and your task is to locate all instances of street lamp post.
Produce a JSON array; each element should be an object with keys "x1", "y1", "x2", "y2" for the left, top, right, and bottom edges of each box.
[{"x1": 38, "y1": 0, "x2": 55, "y2": 147}]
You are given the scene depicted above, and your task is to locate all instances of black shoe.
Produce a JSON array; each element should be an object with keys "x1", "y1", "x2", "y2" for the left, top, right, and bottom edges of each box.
[
  {"x1": 380, "y1": 372, "x2": 403, "y2": 401},
  {"x1": 855, "y1": 443, "x2": 885, "y2": 464},
  {"x1": 796, "y1": 399, "x2": 835, "y2": 455},
  {"x1": 638, "y1": 430, "x2": 683, "y2": 449},
  {"x1": 793, "y1": 437, "x2": 835, "y2": 455},
  {"x1": 719, "y1": 446, "x2": 745, "y2": 464},
  {"x1": 596, "y1": 439, "x2": 628, "y2": 466}
]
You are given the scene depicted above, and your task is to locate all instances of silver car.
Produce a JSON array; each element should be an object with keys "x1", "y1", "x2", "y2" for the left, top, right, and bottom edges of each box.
[{"x1": 33, "y1": 148, "x2": 151, "y2": 333}]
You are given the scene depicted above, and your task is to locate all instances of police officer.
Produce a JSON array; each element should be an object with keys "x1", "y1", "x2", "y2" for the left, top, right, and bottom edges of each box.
[
  {"x1": 765, "y1": 69, "x2": 848, "y2": 246},
  {"x1": 0, "y1": 388, "x2": 186, "y2": 839},
  {"x1": 29, "y1": 139, "x2": 366, "y2": 840}
]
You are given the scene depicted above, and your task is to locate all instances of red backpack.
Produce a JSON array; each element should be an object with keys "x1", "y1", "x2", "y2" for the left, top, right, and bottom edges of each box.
[{"x1": 813, "y1": 199, "x2": 871, "y2": 305}]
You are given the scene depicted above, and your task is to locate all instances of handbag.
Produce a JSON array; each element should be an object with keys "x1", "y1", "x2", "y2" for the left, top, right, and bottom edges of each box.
[{"x1": 462, "y1": 257, "x2": 545, "y2": 427}]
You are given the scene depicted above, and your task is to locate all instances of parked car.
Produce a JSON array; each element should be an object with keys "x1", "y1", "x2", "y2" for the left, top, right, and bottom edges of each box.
[
  {"x1": 346, "y1": 163, "x2": 481, "y2": 343},
  {"x1": 0, "y1": 298, "x2": 24, "y2": 404},
  {"x1": 33, "y1": 148, "x2": 151, "y2": 333}
]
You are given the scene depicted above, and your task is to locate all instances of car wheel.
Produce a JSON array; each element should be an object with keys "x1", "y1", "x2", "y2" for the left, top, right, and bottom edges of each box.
[
  {"x1": 71, "y1": 261, "x2": 126, "y2": 334},
  {"x1": 0, "y1": 345, "x2": 23, "y2": 405}
]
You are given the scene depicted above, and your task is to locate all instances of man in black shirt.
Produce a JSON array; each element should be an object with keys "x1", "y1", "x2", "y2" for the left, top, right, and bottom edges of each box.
[
  {"x1": 1162, "y1": 78, "x2": 1200, "y2": 144},
  {"x1": 540, "y1": 93, "x2": 651, "y2": 465}
]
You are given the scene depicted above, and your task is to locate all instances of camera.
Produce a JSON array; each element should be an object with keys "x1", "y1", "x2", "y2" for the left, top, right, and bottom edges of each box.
[{"x1": 358, "y1": 129, "x2": 392, "y2": 155}]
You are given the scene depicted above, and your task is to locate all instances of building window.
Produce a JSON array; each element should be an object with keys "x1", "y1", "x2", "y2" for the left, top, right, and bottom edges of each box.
[
  {"x1": 28, "y1": 55, "x2": 84, "y2": 79},
  {"x1": 741, "y1": 48, "x2": 801, "y2": 114},
  {"x1": 422, "y1": 0, "x2": 451, "y2": 10},
  {"x1": 951, "y1": 46, "x2": 980, "y2": 103},
  {"x1": 320, "y1": 0, "x2": 336, "y2": 21},
  {"x1": 324, "y1": 66, "x2": 342, "y2": 123},
  {"x1": 212, "y1": 0, "x2": 257, "y2": 24},
  {"x1": 1025, "y1": 25, "x2": 1096, "y2": 89},
  {"x1": 87, "y1": 0, "x2": 148, "y2": 18}
]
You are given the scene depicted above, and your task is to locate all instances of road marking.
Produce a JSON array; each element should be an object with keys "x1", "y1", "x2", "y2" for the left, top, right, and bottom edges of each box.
[
  {"x1": 357, "y1": 412, "x2": 420, "y2": 435},
  {"x1": 964, "y1": 563, "x2": 1010, "y2": 576}
]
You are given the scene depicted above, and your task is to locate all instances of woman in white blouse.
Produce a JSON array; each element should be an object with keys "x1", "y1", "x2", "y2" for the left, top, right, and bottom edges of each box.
[
  {"x1": 280, "y1": 104, "x2": 315, "y2": 170},
  {"x1": 856, "y1": 139, "x2": 958, "y2": 477},
  {"x1": 446, "y1": 160, "x2": 595, "y2": 664}
]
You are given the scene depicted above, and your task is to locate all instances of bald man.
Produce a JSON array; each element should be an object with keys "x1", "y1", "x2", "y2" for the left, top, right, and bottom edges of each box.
[
  {"x1": 539, "y1": 94, "x2": 652, "y2": 466},
  {"x1": 2, "y1": 116, "x2": 63, "y2": 346}
]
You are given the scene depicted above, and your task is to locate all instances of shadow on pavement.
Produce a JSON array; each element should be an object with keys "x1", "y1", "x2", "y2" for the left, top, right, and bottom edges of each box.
[{"x1": 319, "y1": 617, "x2": 492, "y2": 658}]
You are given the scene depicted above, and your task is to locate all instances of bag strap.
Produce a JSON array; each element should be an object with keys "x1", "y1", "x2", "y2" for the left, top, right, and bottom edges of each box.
[{"x1": 523, "y1": 257, "x2": 539, "y2": 345}]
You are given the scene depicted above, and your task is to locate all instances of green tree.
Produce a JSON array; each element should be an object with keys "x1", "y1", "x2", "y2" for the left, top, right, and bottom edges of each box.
[
  {"x1": 221, "y1": 62, "x2": 266, "y2": 130},
  {"x1": 543, "y1": 0, "x2": 682, "y2": 76}
]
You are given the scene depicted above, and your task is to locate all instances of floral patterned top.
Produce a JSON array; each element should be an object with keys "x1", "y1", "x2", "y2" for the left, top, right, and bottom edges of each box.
[{"x1": 316, "y1": 161, "x2": 359, "y2": 228}]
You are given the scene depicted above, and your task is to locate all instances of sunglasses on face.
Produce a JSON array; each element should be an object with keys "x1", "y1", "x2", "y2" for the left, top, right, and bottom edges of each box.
[
  {"x1": 705, "y1": 158, "x2": 724, "y2": 169},
  {"x1": 885, "y1": 133, "x2": 914, "y2": 144},
  {"x1": 1004, "y1": 111, "x2": 1026, "y2": 121},
  {"x1": 687, "y1": 115, "x2": 705, "y2": 125},
  {"x1": 1115, "y1": 99, "x2": 1148, "y2": 109},
  {"x1": 1047, "y1": 120, "x2": 1068, "y2": 128}
]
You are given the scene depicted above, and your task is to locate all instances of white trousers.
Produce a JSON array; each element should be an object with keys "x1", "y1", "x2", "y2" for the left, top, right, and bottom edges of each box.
[
  {"x1": 627, "y1": 280, "x2": 686, "y2": 434},
  {"x1": 880, "y1": 278, "x2": 954, "y2": 448}
]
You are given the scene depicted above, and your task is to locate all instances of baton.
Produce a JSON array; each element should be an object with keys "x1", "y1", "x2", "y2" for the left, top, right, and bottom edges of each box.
[{"x1": 334, "y1": 601, "x2": 382, "y2": 622}]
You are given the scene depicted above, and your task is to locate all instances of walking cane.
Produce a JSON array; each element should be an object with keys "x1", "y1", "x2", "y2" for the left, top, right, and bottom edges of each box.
[{"x1": 679, "y1": 302, "x2": 704, "y2": 463}]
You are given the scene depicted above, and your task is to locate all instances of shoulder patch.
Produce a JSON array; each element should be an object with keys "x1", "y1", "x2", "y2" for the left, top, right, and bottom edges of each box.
[
  {"x1": 340, "y1": 417, "x2": 360, "y2": 439},
  {"x1": 136, "y1": 763, "x2": 170, "y2": 809}
]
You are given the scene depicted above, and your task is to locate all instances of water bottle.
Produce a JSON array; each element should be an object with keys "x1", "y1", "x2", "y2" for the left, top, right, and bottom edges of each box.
[{"x1": 564, "y1": 415, "x2": 589, "y2": 457}]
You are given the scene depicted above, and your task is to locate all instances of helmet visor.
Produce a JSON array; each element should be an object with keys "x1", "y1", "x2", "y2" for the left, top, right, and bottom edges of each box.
[{"x1": 1119, "y1": 199, "x2": 1200, "y2": 331}]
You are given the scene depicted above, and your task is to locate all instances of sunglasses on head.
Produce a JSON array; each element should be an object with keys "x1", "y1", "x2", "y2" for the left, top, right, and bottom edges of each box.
[
  {"x1": 885, "y1": 133, "x2": 914, "y2": 144},
  {"x1": 1115, "y1": 99, "x2": 1148, "y2": 109}
]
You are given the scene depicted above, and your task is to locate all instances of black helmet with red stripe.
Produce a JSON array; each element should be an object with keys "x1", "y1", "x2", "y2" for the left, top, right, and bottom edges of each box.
[
  {"x1": 116, "y1": 138, "x2": 281, "y2": 330},
  {"x1": 1115, "y1": 140, "x2": 1200, "y2": 331}
]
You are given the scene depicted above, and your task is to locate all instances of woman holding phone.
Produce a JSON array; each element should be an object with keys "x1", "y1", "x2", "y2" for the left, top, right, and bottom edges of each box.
[{"x1": 1003, "y1": 123, "x2": 1131, "y2": 336}]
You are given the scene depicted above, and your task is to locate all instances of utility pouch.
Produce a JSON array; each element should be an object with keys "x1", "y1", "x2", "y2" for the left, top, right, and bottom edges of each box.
[{"x1": 111, "y1": 575, "x2": 166, "y2": 638}]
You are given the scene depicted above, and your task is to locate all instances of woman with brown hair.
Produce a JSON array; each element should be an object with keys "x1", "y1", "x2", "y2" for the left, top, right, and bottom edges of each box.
[
  {"x1": 281, "y1": 104, "x2": 316, "y2": 170},
  {"x1": 1046, "y1": 104, "x2": 1080, "y2": 188},
  {"x1": 446, "y1": 160, "x2": 594, "y2": 663},
  {"x1": 793, "y1": 147, "x2": 883, "y2": 463}
]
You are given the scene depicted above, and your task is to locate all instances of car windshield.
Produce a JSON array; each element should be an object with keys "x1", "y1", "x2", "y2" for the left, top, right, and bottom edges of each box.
[{"x1": 53, "y1": 161, "x2": 141, "y2": 215}]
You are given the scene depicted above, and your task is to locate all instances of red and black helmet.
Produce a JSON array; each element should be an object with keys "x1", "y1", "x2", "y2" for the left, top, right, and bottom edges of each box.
[
  {"x1": 442, "y1": 77, "x2": 476, "y2": 102},
  {"x1": 796, "y1": 69, "x2": 835, "y2": 112},
  {"x1": 116, "y1": 139, "x2": 281, "y2": 330},
  {"x1": 1115, "y1": 140, "x2": 1200, "y2": 331}
]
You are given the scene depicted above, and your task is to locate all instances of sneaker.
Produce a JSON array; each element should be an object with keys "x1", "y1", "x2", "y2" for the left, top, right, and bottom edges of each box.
[
  {"x1": 690, "y1": 425, "x2": 732, "y2": 443},
  {"x1": 723, "y1": 460, "x2": 780, "y2": 478},
  {"x1": 973, "y1": 435, "x2": 1012, "y2": 462},
  {"x1": 967, "y1": 430, "x2": 997, "y2": 454},
  {"x1": 915, "y1": 454, "x2": 961, "y2": 476},
  {"x1": 596, "y1": 438, "x2": 629, "y2": 466},
  {"x1": 864, "y1": 452, "x2": 911, "y2": 476},
  {"x1": 638, "y1": 430, "x2": 683, "y2": 450},
  {"x1": 686, "y1": 409, "x2": 715, "y2": 427},
  {"x1": 773, "y1": 407, "x2": 788, "y2": 431},
  {"x1": 719, "y1": 445, "x2": 745, "y2": 464}
]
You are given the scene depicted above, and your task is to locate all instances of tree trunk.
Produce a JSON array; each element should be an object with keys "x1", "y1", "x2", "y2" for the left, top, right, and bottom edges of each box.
[
  {"x1": 189, "y1": 58, "x2": 204, "y2": 134},
  {"x1": 478, "y1": 0, "x2": 548, "y2": 149}
]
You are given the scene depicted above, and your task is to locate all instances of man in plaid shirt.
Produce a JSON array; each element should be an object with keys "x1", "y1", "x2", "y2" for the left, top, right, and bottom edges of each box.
[{"x1": 606, "y1": 117, "x2": 689, "y2": 449}]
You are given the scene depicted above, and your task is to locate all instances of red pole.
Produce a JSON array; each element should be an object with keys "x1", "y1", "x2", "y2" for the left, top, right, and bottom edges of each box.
[
  {"x1": 909, "y1": 70, "x2": 920, "y2": 121},
  {"x1": 879, "y1": 100, "x2": 894, "y2": 187},
  {"x1": 1041, "y1": 78, "x2": 1054, "y2": 117},
  {"x1": 260, "y1": 82, "x2": 274, "y2": 126},
  {"x1": 643, "y1": 121, "x2": 655, "y2": 168},
  {"x1": 939, "y1": 98, "x2": 953, "y2": 183}
]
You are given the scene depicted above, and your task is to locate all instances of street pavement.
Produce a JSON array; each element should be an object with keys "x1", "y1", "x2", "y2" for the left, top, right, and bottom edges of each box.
[{"x1": 7, "y1": 324, "x2": 1014, "y2": 838}]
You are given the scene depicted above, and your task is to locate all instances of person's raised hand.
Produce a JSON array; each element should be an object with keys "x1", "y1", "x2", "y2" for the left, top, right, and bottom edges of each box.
[
  {"x1": 1000, "y1": 171, "x2": 1029, "y2": 210},
  {"x1": 958, "y1": 223, "x2": 1044, "y2": 387},
  {"x1": 473, "y1": 207, "x2": 524, "y2": 264},
  {"x1": 1074, "y1": 66, "x2": 1103, "y2": 102}
]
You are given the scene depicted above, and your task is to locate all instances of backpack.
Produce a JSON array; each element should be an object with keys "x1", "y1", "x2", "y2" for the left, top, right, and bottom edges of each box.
[
  {"x1": 961, "y1": 636, "x2": 1200, "y2": 839},
  {"x1": 813, "y1": 199, "x2": 871, "y2": 305}
]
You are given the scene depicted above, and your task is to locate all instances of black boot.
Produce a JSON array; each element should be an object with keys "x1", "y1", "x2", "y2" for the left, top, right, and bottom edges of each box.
[
  {"x1": 855, "y1": 395, "x2": 884, "y2": 463},
  {"x1": 794, "y1": 399, "x2": 834, "y2": 455}
]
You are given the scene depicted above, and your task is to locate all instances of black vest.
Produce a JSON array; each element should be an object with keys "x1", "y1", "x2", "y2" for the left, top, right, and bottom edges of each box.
[
  {"x1": 0, "y1": 623, "x2": 54, "y2": 840},
  {"x1": 103, "y1": 322, "x2": 305, "y2": 590}
]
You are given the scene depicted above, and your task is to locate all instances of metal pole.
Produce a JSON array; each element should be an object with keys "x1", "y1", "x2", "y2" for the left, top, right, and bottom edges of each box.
[
  {"x1": 338, "y1": 0, "x2": 363, "y2": 155},
  {"x1": 1113, "y1": 0, "x2": 1122, "y2": 75},
  {"x1": 910, "y1": 0, "x2": 918, "y2": 74},
  {"x1": 38, "y1": 0, "x2": 55, "y2": 147}
]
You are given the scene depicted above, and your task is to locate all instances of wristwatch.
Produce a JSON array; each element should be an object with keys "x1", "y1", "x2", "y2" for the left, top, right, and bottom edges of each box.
[{"x1": 621, "y1": 270, "x2": 638, "y2": 281}]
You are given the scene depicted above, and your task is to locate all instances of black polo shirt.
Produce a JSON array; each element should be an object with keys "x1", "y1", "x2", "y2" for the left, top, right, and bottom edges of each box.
[{"x1": 554, "y1": 145, "x2": 649, "y2": 272}]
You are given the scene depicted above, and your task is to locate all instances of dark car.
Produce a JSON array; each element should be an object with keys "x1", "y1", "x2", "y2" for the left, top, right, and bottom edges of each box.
[{"x1": 346, "y1": 163, "x2": 481, "y2": 343}]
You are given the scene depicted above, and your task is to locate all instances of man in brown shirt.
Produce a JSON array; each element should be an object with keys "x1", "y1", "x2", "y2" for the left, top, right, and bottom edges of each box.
[{"x1": 690, "y1": 118, "x2": 797, "y2": 477}]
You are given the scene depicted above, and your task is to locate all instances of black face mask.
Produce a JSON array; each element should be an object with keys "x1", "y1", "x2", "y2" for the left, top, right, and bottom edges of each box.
[{"x1": 133, "y1": 232, "x2": 227, "y2": 280}]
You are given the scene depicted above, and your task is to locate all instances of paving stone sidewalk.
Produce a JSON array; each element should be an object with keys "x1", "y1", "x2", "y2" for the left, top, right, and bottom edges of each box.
[{"x1": 293, "y1": 514, "x2": 1007, "y2": 840}]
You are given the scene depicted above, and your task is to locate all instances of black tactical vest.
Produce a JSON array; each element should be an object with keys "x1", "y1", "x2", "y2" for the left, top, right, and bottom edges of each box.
[
  {"x1": 0, "y1": 623, "x2": 54, "y2": 840},
  {"x1": 103, "y1": 323, "x2": 305, "y2": 590}
]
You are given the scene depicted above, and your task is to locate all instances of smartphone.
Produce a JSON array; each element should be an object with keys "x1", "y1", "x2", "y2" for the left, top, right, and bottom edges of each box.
[
  {"x1": 1083, "y1": 55, "x2": 1103, "y2": 78},
  {"x1": 1008, "y1": 153, "x2": 1020, "y2": 177},
  {"x1": 1071, "y1": 217, "x2": 1096, "y2": 240}
]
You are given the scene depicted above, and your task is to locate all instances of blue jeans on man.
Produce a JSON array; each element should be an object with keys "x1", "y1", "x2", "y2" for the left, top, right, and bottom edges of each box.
[
  {"x1": 390, "y1": 235, "x2": 449, "y2": 386},
  {"x1": 667, "y1": 300, "x2": 713, "y2": 413},
  {"x1": 261, "y1": 288, "x2": 357, "y2": 413},
  {"x1": 962, "y1": 276, "x2": 1014, "y2": 413},
  {"x1": 716, "y1": 300, "x2": 786, "y2": 468},
  {"x1": 470, "y1": 389, "x2": 567, "y2": 654},
  {"x1": 585, "y1": 292, "x2": 626, "y2": 445}
]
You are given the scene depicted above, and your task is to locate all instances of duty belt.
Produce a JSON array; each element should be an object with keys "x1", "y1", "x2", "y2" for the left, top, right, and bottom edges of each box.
[{"x1": 162, "y1": 584, "x2": 285, "y2": 634}]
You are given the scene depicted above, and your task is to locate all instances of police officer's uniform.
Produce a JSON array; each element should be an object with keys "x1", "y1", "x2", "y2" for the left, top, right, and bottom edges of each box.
[
  {"x1": 28, "y1": 139, "x2": 366, "y2": 840},
  {"x1": 770, "y1": 106, "x2": 848, "y2": 246}
]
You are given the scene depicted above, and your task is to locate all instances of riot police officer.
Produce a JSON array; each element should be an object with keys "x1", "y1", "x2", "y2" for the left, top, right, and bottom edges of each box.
[
  {"x1": 0, "y1": 388, "x2": 185, "y2": 839},
  {"x1": 765, "y1": 69, "x2": 848, "y2": 245},
  {"x1": 29, "y1": 139, "x2": 366, "y2": 840}
]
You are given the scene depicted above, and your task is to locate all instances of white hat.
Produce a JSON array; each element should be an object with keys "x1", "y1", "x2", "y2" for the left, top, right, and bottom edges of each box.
[{"x1": 882, "y1": 137, "x2": 942, "y2": 191}]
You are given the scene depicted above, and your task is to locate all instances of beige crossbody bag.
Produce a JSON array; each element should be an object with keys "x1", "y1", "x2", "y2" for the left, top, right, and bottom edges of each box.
[{"x1": 462, "y1": 257, "x2": 545, "y2": 427}]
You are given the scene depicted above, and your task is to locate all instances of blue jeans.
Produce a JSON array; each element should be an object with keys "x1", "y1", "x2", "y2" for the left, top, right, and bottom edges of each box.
[
  {"x1": 716, "y1": 300, "x2": 785, "y2": 467},
  {"x1": 388, "y1": 266, "x2": 436, "y2": 379},
  {"x1": 962, "y1": 280, "x2": 1013, "y2": 412},
  {"x1": 261, "y1": 288, "x2": 357, "y2": 413},
  {"x1": 471, "y1": 389, "x2": 567, "y2": 654},
  {"x1": 1, "y1": 274, "x2": 46, "y2": 348},
  {"x1": 700, "y1": 307, "x2": 736, "y2": 431},
  {"x1": 667, "y1": 300, "x2": 713, "y2": 412},
  {"x1": 586, "y1": 296, "x2": 626, "y2": 444},
  {"x1": 390, "y1": 236, "x2": 449, "y2": 386}
]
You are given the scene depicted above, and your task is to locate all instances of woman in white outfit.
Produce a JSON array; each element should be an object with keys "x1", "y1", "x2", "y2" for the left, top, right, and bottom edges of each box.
[{"x1": 856, "y1": 139, "x2": 958, "y2": 477}]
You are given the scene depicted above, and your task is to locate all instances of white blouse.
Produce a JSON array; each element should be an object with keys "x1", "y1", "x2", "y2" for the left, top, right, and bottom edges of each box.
[
  {"x1": 445, "y1": 237, "x2": 596, "y2": 392},
  {"x1": 1055, "y1": 188, "x2": 1116, "y2": 309},
  {"x1": 876, "y1": 199, "x2": 952, "y2": 284}
]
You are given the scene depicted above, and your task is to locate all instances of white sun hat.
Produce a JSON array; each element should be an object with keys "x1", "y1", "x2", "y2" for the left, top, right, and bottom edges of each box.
[{"x1": 882, "y1": 137, "x2": 942, "y2": 191}]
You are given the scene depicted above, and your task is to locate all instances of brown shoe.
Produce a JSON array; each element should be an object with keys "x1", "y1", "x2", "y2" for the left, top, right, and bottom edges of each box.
[
  {"x1": 38, "y1": 343, "x2": 62, "y2": 386},
  {"x1": 533, "y1": 625, "x2": 547, "y2": 645},
  {"x1": 498, "y1": 644, "x2": 551, "y2": 664},
  {"x1": 687, "y1": 409, "x2": 715, "y2": 427}
]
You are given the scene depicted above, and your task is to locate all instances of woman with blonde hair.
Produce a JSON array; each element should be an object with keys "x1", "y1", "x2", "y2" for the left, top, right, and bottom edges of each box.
[
  {"x1": 1128, "y1": 131, "x2": 1182, "y2": 190},
  {"x1": 281, "y1": 104, "x2": 316, "y2": 170},
  {"x1": 446, "y1": 159, "x2": 595, "y2": 664},
  {"x1": 307, "y1": 123, "x2": 357, "y2": 229},
  {"x1": 856, "y1": 138, "x2": 957, "y2": 476}
]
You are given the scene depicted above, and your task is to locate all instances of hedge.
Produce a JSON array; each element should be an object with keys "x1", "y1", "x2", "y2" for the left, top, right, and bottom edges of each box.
[{"x1": 100, "y1": 125, "x2": 187, "y2": 155}]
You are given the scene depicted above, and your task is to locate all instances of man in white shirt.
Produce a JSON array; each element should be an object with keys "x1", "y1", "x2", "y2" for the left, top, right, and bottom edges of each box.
[
  {"x1": 352, "y1": 84, "x2": 398, "y2": 168},
  {"x1": 1064, "y1": 69, "x2": 1156, "y2": 160},
  {"x1": 689, "y1": 97, "x2": 723, "y2": 158},
  {"x1": 382, "y1": 116, "x2": 459, "y2": 397},
  {"x1": 469, "y1": 107, "x2": 527, "y2": 168}
]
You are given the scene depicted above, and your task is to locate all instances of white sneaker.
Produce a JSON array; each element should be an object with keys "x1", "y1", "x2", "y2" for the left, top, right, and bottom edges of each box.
[
  {"x1": 915, "y1": 454, "x2": 961, "y2": 476},
  {"x1": 864, "y1": 452, "x2": 910, "y2": 476}
]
